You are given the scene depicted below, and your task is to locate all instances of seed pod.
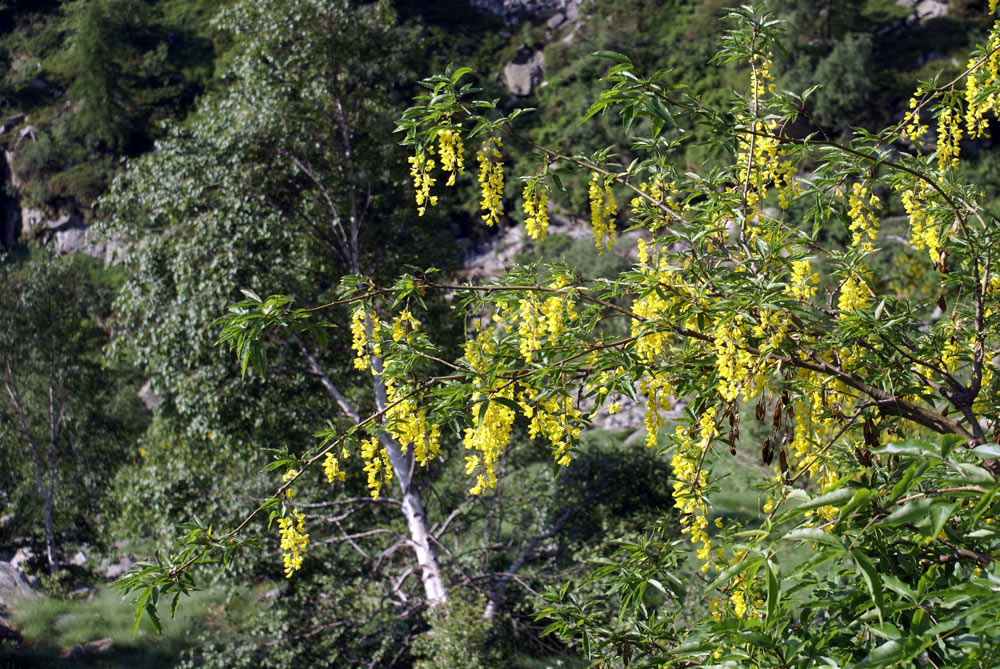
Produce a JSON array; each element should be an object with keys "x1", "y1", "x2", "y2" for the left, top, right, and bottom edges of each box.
[
  {"x1": 755, "y1": 400, "x2": 766, "y2": 423},
  {"x1": 779, "y1": 449, "x2": 789, "y2": 478},
  {"x1": 773, "y1": 398, "x2": 783, "y2": 430},
  {"x1": 863, "y1": 418, "x2": 880, "y2": 449},
  {"x1": 762, "y1": 438, "x2": 773, "y2": 466},
  {"x1": 729, "y1": 441, "x2": 737, "y2": 456},
  {"x1": 728, "y1": 406, "x2": 737, "y2": 427},
  {"x1": 781, "y1": 389, "x2": 790, "y2": 406},
  {"x1": 938, "y1": 293, "x2": 947, "y2": 312},
  {"x1": 854, "y1": 446, "x2": 872, "y2": 467}
]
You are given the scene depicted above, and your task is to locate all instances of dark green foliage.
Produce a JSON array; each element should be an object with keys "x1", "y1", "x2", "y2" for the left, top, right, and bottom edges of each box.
[{"x1": 0, "y1": 251, "x2": 147, "y2": 556}]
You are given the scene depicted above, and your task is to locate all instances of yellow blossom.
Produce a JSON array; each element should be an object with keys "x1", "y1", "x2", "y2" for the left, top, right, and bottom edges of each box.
[
  {"x1": 408, "y1": 148, "x2": 438, "y2": 216},
  {"x1": 847, "y1": 182, "x2": 880, "y2": 253},
  {"x1": 477, "y1": 138, "x2": 504, "y2": 226},
  {"x1": 522, "y1": 184, "x2": 550, "y2": 240},
  {"x1": 588, "y1": 173, "x2": 617, "y2": 251},
  {"x1": 437, "y1": 128, "x2": 465, "y2": 186},
  {"x1": 277, "y1": 509, "x2": 309, "y2": 578}
]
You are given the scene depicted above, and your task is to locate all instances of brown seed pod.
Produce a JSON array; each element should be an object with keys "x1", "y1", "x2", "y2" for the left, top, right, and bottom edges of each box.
[
  {"x1": 729, "y1": 442, "x2": 737, "y2": 456},
  {"x1": 762, "y1": 438, "x2": 773, "y2": 466},
  {"x1": 938, "y1": 293, "x2": 947, "y2": 311},
  {"x1": 779, "y1": 449, "x2": 789, "y2": 476},
  {"x1": 773, "y1": 398, "x2": 783, "y2": 430},
  {"x1": 854, "y1": 446, "x2": 872, "y2": 468},
  {"x1": 755, "y1": 400, "x2": 766, "y2": 423}
]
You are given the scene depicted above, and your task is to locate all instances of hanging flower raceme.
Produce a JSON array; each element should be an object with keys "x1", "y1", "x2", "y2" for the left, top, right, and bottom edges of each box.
[
  {"x1": 846, "y1": 182, "x2": 881, "y2": 253},
  {"x1": 900, "y1": 181, "x2": 944, "y2": 266},
  {"x1": 477, "y1": 137, "x2": 505, "y2": 226},
  {"x1": 522, "y1": 184, "x2": 550, "y2": 240},
  {"x1": 671, "y1": 408, "x2": 718, "y2": 571},
  {"x1": 278, "y1": 509, "x2": 309, "y2": 578},
  {"x1": 937, "y1": 106, "x2": 963, "y2": 170},
  {"x1": 408, "y1": 147, "x2": 438, "y2": 216},
  {"x1": 350, "y1": 306, "x2": 379, "y2": 371},
  {"x1": 785, "y1": 258, "x2": 819, "y2": 301},
  {"x1": 461, "y1": 328, "x2": 515, "y2": 495},
  {"x1": 437, "y1": 127, "x2": 465, "y2": 186},
  {"x1": 361, "y1": 437, "x2": 393, "y2": 499},
  {"x1": 964, "y1": 25, "x2": 1000, "y2": 139},
  {"x1": 588, "y1": 172, "x2": 617, "y2": 251},
  {"x1": 838, "y1": 273, "x2": 871, "y2": 317}
]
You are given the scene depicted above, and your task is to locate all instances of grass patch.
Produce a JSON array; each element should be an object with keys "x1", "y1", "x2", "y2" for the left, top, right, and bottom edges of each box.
[{"x1": 6, "y1": 584, "x2": 252, "y2": 667}]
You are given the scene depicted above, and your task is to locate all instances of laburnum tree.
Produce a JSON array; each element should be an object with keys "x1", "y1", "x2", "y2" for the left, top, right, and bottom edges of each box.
[{"x1": 121, "y1": 2, "x2": 1000, "y2": 666}]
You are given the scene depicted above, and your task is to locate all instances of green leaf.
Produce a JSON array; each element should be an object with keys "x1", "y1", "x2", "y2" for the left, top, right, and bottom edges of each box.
[
  {"x1": 875, "y1": 439, "x2": 941, "y2": 459},
  {"x1": 782, "y1": 527, "x2": 844, "y2": 547},
  {"x1": 765, "y1": 559, "x2": 779, "y2": 624},
  {"x1": 851, "y1": 548, "x2": 884, "y2": 621},
  {"x1": 882, "y1": 574, "x2": 917, "y2": 603},
  {"x1": 796, "y1": 487, "x2": 856, "y2": 512},
  {"x1": 972, "y1": 443, "x2": 1000, "y2": 459},
  {"x1": 880, "y1": 497, "x2": 935, "y2": 526},
  {"x1": 591, "y1": 50, "x2": 632, "y2": 64},
  {"x1": 856, "y1": 640, "x2": 904, "y2": 667}
]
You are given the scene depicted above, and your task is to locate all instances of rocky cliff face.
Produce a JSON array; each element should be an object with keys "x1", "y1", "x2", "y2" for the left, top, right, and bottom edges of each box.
[
  {"x1": 470, "y1": 0, "x2": 580, "y2": 23},
  {"x1": 0, "y1": 129, "x2": 118, "y2": 262}
]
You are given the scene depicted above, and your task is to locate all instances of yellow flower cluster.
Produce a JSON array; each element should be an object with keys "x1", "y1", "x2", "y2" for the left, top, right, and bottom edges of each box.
[
  {"x1": 751, "y1": 53, "x2": 775, "y2": 98},
  {"x1": 350, "y1": 307, "x2": 377, "y2": 371},
  {"x1": 408, "y1": 149, "x2": 438, "y2": 217},
  {"x1": 463, "y1": 385, "x2": 516, "y2": 495},
  {"x1": 847, "y1": 183, "x2": 880, "y2": 253},
  {"x1": 838, "y1": 274, "x2": 871, "y2": 317},
  {"x1": 361, "y1": 437, "x2": 393, "y2": 499},
  {"x1": 588, "y1": 173, "x2": 617, "y2": 251},
  {"x1": 937, "y1": 107, "x2": 963, "y2": 170},
  {"x1": 903, "y1": 97, "x2": 928, "y2": 143},
  {"x1": 640, "y1": 372, "x2": 675, "y2": 450},
  {"x1": 940, "y1": 327, "x2": 962, "y2": 372},
  {"x1": 520, "y1": 387, "x2": 582, "y2": 466},
  {"x1": 282, "y1": 468, "x2": 298, "y2": 499},
  {"x1": 737, "y1": 120, "x2": 800, "y2": 209},
  {"x1": 461, "y1": 329, "x2": 516, "y2": 495},
  {"x1": 278, "y1": 509, "x2": 308, "y2": 578},
  {"x1": 512, "y1": 293, "x2": 577, "y2": 362},
  {"x1": 323, "y1": 449, "x2": 347, "y2": 483},
  {"x1": 391, "y1": 308, "x2": 420, "y2": 343},
  {"x1": 477, "y1": 138, "x2": 505, "y2": 226},
  {"x1": 385, "y1": 377, "x2": 442, "y2": 466},
  {"x1": 965, "y1": 26, "x2": 1000, "y2": 139},
  {"x1": 522, "y1": 184, "x2": 550, "y2": 240},
  {"x1": 629, "y1": 177, "x2": 680, "y2": 230},
  {"x1": 901, "y1": 183, "x2": 943, "y2": 265},
  {"x1": 437, "y1": 128, "x2": 465, "y2": 186},
  {"x1": 750, "y1": 308, "x2": 790, "y2": 353},
  {"x1": 671, "y1": 408, "x2": 718, "y2": 570},
  {"x1": 713, "y1": 320, "x2": 756, "y2": 402},
  {"x1": 786, "y1": 258, "x2": 819, "y2": 301}
]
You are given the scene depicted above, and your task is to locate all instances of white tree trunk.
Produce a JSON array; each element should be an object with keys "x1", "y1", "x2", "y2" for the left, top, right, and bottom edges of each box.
[{"x1": 295, "y1": 336, "x2": 447, "y2": 606}]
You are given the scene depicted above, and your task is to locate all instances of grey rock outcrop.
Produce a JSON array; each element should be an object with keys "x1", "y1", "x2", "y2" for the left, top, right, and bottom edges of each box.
[
  {"x1": 470, "y1": 0, "x2": 579, "y2": 22},
  {"x1": 138, "y1": 380, "x2": 163, "y2": 410},
  {"x1": 0, "y1": 152, "x2": 19, "y2": 249},
  {"x1": 0, "y1": 561, "x2": 36, "y2": 614},
  {"x1": 503, "y1": 47, "x2": 546, "y2": 96}
]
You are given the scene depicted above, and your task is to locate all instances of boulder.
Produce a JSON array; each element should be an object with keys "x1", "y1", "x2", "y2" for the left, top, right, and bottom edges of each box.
[
  {"x1": 503, "y1": 47, "x2": 545, "y2": 96},
  {"x1": 99, "y1": 555, "x2": 135, "y2": 580},
  {"x1": 138, "y1": 380, "x2": 163, "y2": 410},
  {"x1": 9, "y1": 548, "x2": 33, "y2": 571},
  {"x1": 17, "y1": 125, "x2": 36, "y2": 144},
  {"x1": 0, "y1": 561, "x2": 36, "y2": 613}
]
